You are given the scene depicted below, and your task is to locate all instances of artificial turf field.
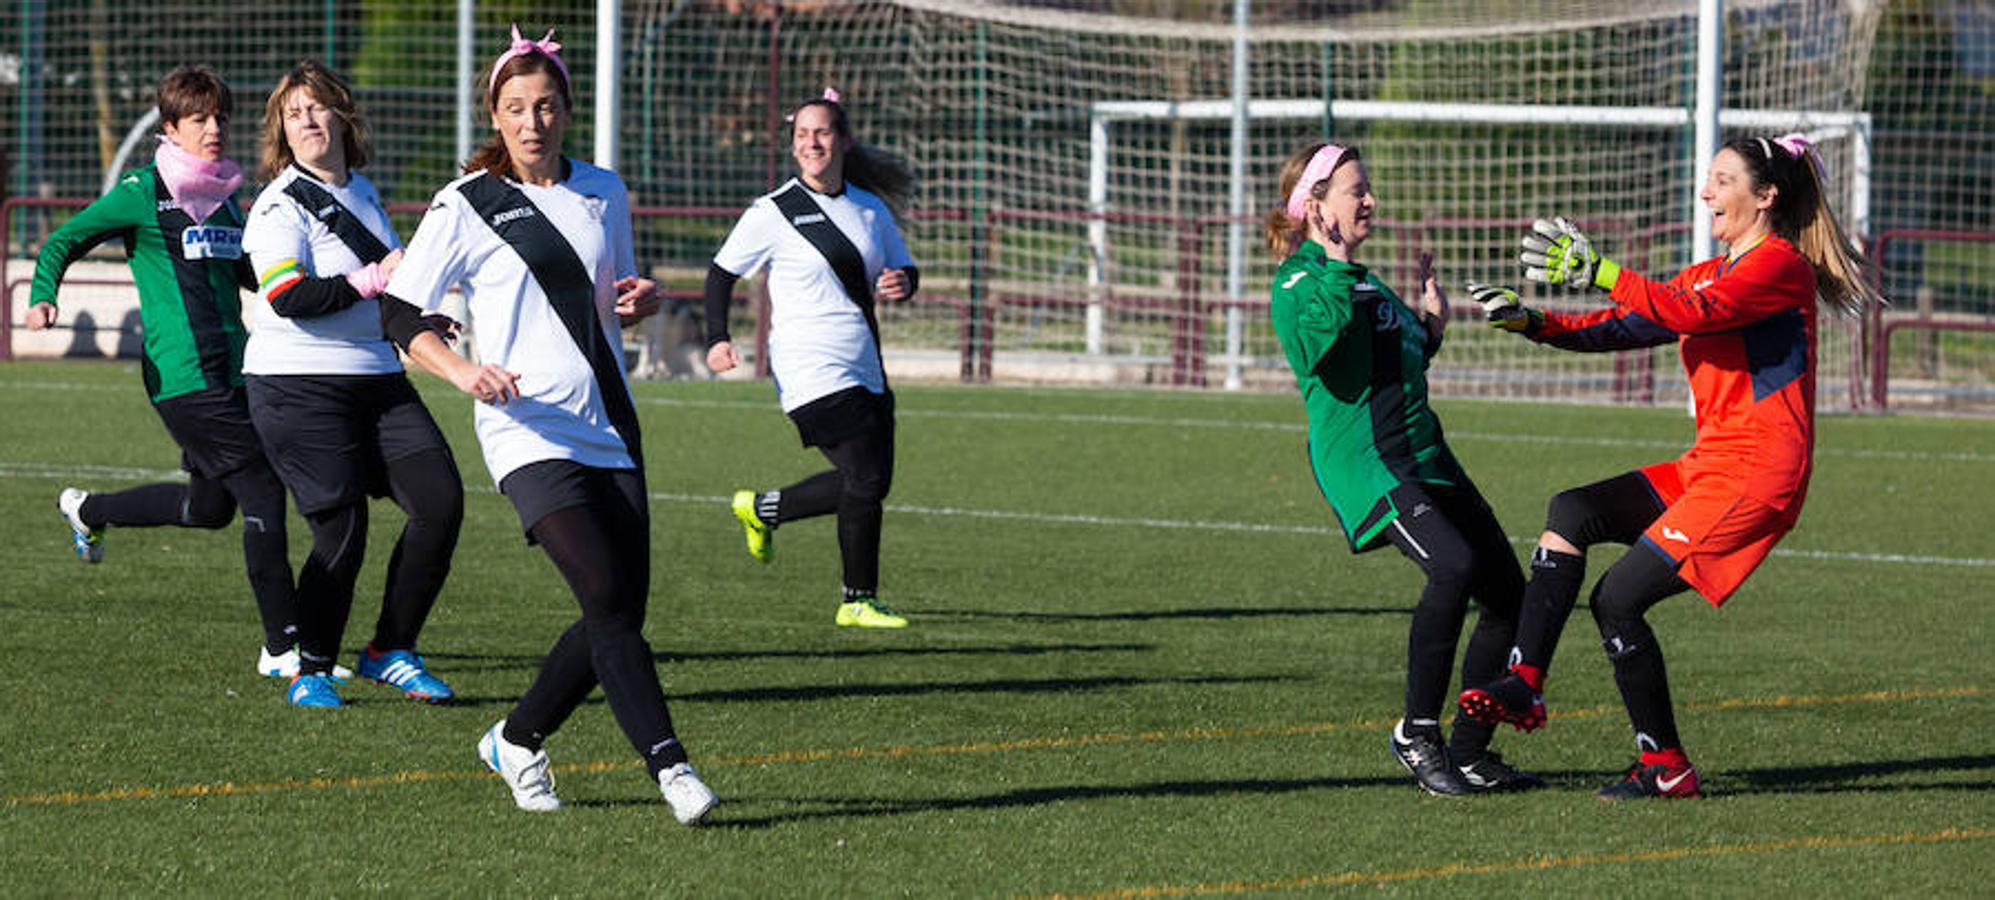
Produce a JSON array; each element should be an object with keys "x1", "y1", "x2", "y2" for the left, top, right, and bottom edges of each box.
[{"x1": 1, "y1": 359, "x2": 1989, "y2": 896}]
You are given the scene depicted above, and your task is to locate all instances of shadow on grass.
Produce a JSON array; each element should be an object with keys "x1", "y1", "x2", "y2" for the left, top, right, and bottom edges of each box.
[
  {"x1": 436, "y1": 672, "x2": 1292, "y2": 708},
  {"x1": 424, "y1": 641, "x2": 1158, "y2": 673},
  {"x1": 1715, "y1": 754, "x2": 1995, "y2": 797},
  {"x1": 920, "y1": 605, "x2": 1408, "y2": 622},
  {"x1": 673, "y1": 673, "x2": 1296, "y2": 704}
]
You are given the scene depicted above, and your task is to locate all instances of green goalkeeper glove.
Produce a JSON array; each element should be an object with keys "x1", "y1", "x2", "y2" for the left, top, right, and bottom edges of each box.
[
  {"x1": 1467, "y1": 282, "x2": 1543, "y2": 335},
  {"x1": 1519, "y1": 216, "x2": 1621, "y2": 291}
]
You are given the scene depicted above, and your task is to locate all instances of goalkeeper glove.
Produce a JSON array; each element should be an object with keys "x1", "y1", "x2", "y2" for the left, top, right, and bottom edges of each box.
[
  {"x1": 1467, "y1": 282, "x2": 1544, "y2": 335},
  {"x1": 1519, "y1": 216, "x2": 1621, "y2": 291}
]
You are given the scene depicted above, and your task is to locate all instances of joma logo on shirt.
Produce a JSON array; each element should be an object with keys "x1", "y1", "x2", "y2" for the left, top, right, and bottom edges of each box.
[
  {"x1": 490, "y1": 207, "x2": 537, "y2": 227},
  {"x1": 791, "y1": 213, "x2": 827, "y2": 226}
]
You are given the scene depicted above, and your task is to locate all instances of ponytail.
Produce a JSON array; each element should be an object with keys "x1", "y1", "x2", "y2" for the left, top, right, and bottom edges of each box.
[{"x1": 1725, "y1": 135, "x2": 1882, "y2": 317}]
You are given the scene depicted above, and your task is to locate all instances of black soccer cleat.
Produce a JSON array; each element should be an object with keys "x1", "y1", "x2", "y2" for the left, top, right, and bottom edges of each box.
[
  {"x1": 1458, "y1": 673, "x2": 1548, "y2": 732},
  {"x1": 1389, "y1": 720, "x2": 1473, "y2": 797},
  {"x1": 1596, "y1": 761, "x2": 1701, "y2": 801},
  {"x1": 1455, "y1": 750, "x2": 1547, "y2": 793}
]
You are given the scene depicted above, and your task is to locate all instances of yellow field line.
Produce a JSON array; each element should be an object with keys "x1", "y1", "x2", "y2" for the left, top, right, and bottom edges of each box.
[
  {"x1": 6, "y1": 685, "x2": 1984, "y2": 808},
  {"x1": 1040, "y1": 827, "x2": 1995, "y2": 898}
]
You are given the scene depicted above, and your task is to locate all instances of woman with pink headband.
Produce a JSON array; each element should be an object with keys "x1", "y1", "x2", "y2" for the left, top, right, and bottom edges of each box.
[
  {"x1": 1265, "y1": 142, "x2": 1537, "y2": 797},
  {"x1": 1458, "y1": 134, "x2": 1879, "y2": 800},
  {"x1": 379, "y1": 26, "x2": 715, "y2": 822}
]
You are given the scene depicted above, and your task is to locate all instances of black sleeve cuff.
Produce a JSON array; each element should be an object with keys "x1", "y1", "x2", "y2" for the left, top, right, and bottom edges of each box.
[
  {"x1": 269, "y1": 275, "x2": 364, "y2": 318},
  {"x1": 703, "y1": 263, "x2": 741, "y2": 349},
  {"x1": 379, "y1": 294, "x2": 429, "y2": 350}
]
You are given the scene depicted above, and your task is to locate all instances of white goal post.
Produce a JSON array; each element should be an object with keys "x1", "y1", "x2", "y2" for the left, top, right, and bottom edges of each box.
[{"x1": 1086, "y1": 98, "x2": 1872, "y2": 384}]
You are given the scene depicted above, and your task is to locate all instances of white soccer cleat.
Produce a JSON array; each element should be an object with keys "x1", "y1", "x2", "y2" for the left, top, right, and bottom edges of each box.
[
  {"x1": 479, "y1": 720, "x2": 561, "y2": 812},
  {"x1": 58, "y1": 488, "x2": 104, "y2": 563},
  {"x1": 256, "y1": 646, "x2": 352, "y2": 680},
  {"x1": 658, "y1": 762, "x2": 717, "y2": 825}
]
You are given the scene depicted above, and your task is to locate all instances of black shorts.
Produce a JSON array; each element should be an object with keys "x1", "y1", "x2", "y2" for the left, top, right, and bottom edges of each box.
[
  {"x1": 152, "y1": 386, "x2": 270, "y2": 480},
  {"x1": 246, "y1": 373, "x2": 454, "y2": 515},
  {"x1": 498, "y1": 459, "x2": 647, "y2": 541},
  {"x1": 788, "y1": 386, "x2": 894, "y2": 448}
]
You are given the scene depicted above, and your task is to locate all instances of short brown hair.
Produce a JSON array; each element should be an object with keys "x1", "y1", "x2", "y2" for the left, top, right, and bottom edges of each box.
[
  {"x1": 157, "y1": 65, "x2": 233, "y2": 125},
  {"x1": 260, "y1": 60, "x2": 372, "y2": 179}
]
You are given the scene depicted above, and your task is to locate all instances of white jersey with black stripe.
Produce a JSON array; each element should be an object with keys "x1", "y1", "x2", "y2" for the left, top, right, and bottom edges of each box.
[
  {"x1": 241, "y1": 167, "x2": 403, "y2": 375},
  {"x1": 712, "y1": 178, "x2": 912, "y2": 412},
  {"x1": 386, "y1": 160, "x2": 639, "y2": 484}
]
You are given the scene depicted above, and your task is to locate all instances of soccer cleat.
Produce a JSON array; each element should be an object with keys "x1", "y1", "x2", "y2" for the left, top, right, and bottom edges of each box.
[
  {"x1": 58, "y1": 488, "x2": 103, "y2": 563},
  {"x1": 836, "y1": 598, "x2": 908, "y2": 629},
  {"x1": 731, "y1": 490, "x2": 774, "y2": 563},
  {"x1": 1597, "y1": 760, "x2": 1701, "y2": 801},
  {"x1": 1456, "y1": 751, "x2": 1547, "y2": 793},
  {"x1": 1389, "y1": 719, "x2": 1473, "y2": 797},
  {"x1": 356, "y1": 646, "x2": 455, "y2": 703},
  {"x1": 287, "y1": 672, "x2": 345, "y2": 708},
  {"x1": 1458, "y1": 673, "x2": 1548, "y2": 732},
  {"x1": 258, "y1": 646, "x2": 353, "y2": 680},
  {"x1": 658, "y1": 763, "x2": 718, "y2": 825},
  {"x1": 480, "y1": 720, "x2": 561, "y2": 812}
]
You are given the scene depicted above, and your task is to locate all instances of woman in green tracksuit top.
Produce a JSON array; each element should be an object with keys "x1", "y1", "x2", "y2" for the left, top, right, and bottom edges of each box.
[
  {"x1": 1266, "y1": 142, "x2": 1533, "y2": 797},
  {"x1": 25, "y1": 65, "x2": 306, "y2": 683}
]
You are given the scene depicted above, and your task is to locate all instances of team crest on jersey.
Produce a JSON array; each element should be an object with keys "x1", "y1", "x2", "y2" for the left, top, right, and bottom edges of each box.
[
  {"x1": 181, "y1": 225, "x2": 243, "y2": 260},
  {"x1": 582, "y1": 195, "x2": 607, "y2": 222}
]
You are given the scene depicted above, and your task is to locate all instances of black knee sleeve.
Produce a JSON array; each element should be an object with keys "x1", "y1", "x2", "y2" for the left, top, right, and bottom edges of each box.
[
  {"x1": 1543, "y1": 472, "x2": 1666, "y2": 549},
  {"x1": 181, "y1": 475, "x2": 238, "y2": 529}
]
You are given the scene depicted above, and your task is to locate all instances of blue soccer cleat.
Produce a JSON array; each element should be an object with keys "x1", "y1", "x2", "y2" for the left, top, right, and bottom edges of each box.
[
  {"x1": 58, "y1": 488, "x2": 103, "y2": 563},
  {"x1": 287, "y1": 672, "x2": 345, "y2": 708},
  {"x1": 356, "y1": 646, "x2": 455, "y2": 703}
]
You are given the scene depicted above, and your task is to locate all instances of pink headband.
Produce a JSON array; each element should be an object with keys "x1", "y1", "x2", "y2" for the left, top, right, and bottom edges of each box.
[
  {"x1": 1285, "y1": 144, "x2": 1348, "y2": 222},
  {"x1": 490, "y1": 25, "x2": 567, "y2": 94}
]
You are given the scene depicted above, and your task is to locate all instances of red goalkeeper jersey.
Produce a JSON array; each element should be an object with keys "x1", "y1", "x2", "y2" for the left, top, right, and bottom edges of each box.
[{"x1": 1534, "y1": 237, "x2": 1820, "y2": 511}]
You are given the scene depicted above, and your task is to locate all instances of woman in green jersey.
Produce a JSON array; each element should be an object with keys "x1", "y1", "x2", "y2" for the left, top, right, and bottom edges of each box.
[
  {"x1": 1265, "y1": 142, "x2": 1535, "y2": 797},
  {"x1": 26, "y1": 65, "x2": 309, "y2": 684}
]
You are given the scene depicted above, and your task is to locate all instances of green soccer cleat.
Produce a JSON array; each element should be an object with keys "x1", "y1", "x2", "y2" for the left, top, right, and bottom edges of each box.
[
  {"x1": 731, "y1": 490, "x2": 773, "y2": 564},
  {"x1": 835, "y1": 598, "x2": 908, "y2": 629}
]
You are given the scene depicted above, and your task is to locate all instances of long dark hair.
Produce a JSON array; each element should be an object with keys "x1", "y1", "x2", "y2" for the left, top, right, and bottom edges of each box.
[
  {"x1": 794, "y1": 97, "x2": 914, "y2": 219},
  {"x1": 464, "y1": 52, "x2": 572, "y2": 179},
  {"x1": 1722, "y1": 135, "x2": 1879, "y2": 316}
]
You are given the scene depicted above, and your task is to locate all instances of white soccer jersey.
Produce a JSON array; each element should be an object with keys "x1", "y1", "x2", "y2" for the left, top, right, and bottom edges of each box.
[
  {"x1": 713, "y1": 179, "x2": 913, "y2": 412},
  {"x1": 241, "y1": 166, "x2": 404, "y2": 375},
  {"x1": 386, "y1": 159, "x2": 640, "y2": 485}
]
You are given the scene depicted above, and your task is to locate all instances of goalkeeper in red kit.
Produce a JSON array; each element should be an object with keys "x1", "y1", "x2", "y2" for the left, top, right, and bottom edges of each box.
[{"x1": 1457, "y1": 134, "x2": 1880, "y2": 800}]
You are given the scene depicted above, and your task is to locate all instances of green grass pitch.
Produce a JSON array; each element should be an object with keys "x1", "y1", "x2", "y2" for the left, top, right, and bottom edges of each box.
[{"x1": 2, "y1": 359, "x2": 1990, "y2": 896}]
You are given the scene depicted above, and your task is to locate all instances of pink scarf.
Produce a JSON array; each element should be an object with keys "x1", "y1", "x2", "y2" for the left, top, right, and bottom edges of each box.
[{"x1": 154, "y1": 136, "x2": 243, "y2": 224}]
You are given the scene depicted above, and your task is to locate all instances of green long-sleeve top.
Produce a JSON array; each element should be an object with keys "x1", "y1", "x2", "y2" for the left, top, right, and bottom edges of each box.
[
  {"x1": 30, "y1": 164, "x2": 253, "y2": 402},
  {"x1": 1269, "y1": 239, "x2": 1464, "y2": 552}
]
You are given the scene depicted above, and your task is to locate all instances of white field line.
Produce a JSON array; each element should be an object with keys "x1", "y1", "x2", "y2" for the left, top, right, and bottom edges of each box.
[
  {"x1": 5, "y1": 461, "x2": 1991, "y2": 569},
  {"x1": 10, "y1": 381, "x2": 1991, "y2": 463}
]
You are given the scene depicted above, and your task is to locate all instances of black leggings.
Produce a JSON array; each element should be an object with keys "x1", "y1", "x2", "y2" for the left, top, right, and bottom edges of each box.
[
  {"x1": 293, "y1": 449, "x2": 463, "y2": 672},
  {"x1": 1382, "y1": 480, "x2": 1524, "y2": 750},
  {"x1": 772, "y1": 417, "x2": 895, "y2": 594},
  {"x1": 505, "y1": 470, "x2": 686, "y2": 777},
  {"x1": 81, "y1": 461, "x2": 296, "y2": 652},
  {"x1": 1514, "y1": 471, "x2": 1694, "y2": 751}
]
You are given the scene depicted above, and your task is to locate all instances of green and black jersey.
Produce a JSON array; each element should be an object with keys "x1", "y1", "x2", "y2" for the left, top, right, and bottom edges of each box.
[
  {"x1": 1270, "y1": 239, "x2": 1464, "y2": 552},
  {"x1": 29, "y1": 164, "x2": 253, "y2": 403}
]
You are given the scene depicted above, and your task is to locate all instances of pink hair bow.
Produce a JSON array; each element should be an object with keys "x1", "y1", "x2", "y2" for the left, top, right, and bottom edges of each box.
[
  {"x1": 786, "y1": 87, "x2": 843, "y2": 122},
  {"x1": 490, "y1": 25, "x2": 568, "y2": 93},
  {"x1": 1771, "y1": 132, "x2": 1812, "y2": 159}
]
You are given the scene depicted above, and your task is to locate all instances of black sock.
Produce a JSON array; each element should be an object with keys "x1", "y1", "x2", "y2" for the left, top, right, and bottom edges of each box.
[
  {"x1": 502, "y1": 720, "x2": 546, "y2": 753},
  {"x1": 1448, "y1": 714, "x2": 1496, "y2": 762},
  {"x1": 1514, "y1": 548, "x2": 1586, "y2": 673},
  {"x1": 644, "y1": 736, "x2": 691, "y2": 778}
]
